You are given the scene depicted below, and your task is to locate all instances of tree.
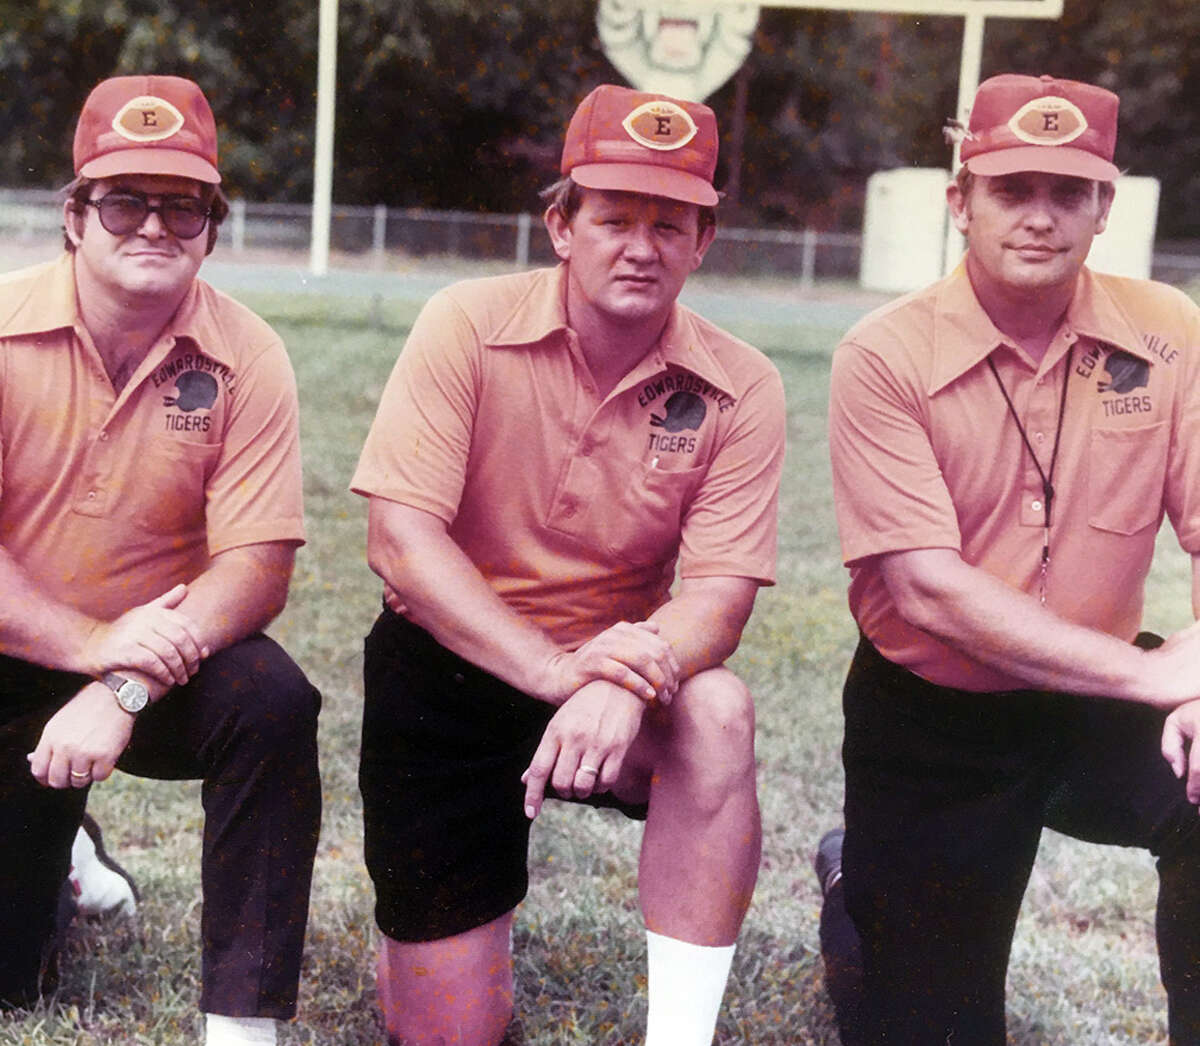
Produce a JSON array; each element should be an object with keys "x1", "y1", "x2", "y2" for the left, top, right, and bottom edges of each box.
[
  {"x1": 1, "y1": 0, "x2": 1197, "y2": 236},
  {"x1": 330, "y1": 0, "x2": 612, "y2": 209}
]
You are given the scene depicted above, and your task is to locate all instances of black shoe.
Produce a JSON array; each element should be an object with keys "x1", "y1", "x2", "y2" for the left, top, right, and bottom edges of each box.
[{"x1": 814, "y1": 827, "x2": 845, "y2": 897}]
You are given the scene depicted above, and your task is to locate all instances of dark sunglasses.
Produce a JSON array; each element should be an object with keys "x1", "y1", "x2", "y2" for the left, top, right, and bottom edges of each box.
[{"x1": 85, "y1": 191, "x2": 211, "y2": 240}]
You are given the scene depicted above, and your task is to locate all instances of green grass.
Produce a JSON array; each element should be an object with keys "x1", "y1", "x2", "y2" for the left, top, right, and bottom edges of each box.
[{"x1": 6, "y1": 273, "x2": 1199, "y2": 1045}]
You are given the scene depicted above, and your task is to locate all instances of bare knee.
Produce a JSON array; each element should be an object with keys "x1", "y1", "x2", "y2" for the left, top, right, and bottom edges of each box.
[
  {"x1": 660, "y1": 669, "x2": 756, "y2": 808},
  {"x1": 675, "y1": 668, "x2": 755, "y2": 749}
]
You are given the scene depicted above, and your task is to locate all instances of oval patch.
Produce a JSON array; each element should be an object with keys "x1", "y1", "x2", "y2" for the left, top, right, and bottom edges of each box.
[
  {"x1": 1008, "y1": 96, "x2": 1088, "y2": 147},
  {"x1": 622, "y1": 100, "x2": 699, "y2": 151},
  {"x1": 112, "y1": 95, "x2": 186, "y2": 143}
]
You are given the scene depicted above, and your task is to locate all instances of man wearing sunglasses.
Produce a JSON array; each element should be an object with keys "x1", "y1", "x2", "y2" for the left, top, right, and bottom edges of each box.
[{"x1": 0, "y1": 76, "x2": 320, "y2": 1046}]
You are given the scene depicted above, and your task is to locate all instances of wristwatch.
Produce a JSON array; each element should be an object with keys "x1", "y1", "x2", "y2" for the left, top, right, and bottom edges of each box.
[{"x1": 101, "y1": 672, "x2": 150, "y2": 714}]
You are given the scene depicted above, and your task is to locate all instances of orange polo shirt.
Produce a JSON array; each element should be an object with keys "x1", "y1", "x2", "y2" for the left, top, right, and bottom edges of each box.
[
  {"x1": 352, "y1": 264, "x2": 785, "y2": 650},
  {"x1": 0, "y1": 254, "x2": 305, "y2": 622},
  {"x1": 830, "y1": 263, "x2": 1200, "y2": 691}
]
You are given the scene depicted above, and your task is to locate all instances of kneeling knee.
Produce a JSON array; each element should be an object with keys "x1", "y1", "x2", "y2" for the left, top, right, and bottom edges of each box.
[
  {"x1": 208, "y1": 637, "x2": 320, "y2": 742},
  {"x1": 678, "y1": 670, "x2": 755, "y2": 740},
  {"x1": 668, "y1": 671, "x2": 756, "y2": 786}
]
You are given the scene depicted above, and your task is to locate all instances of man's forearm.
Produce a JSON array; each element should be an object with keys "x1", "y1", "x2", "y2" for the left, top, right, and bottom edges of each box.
[
  {"x1": 172, "y1": 544, "x2": 293, "y2": 653},
  {"x1": 647, "y1": 576, "x2": 760, "y2": 682},
  {"x1": 120, "y1": 542, "x2": 296, "y2": 702},
  {"x1": 0, "y1": 545, "x2": 106, "y2": 672},
  {"x1": 0, "y1": 540, "x2": 293, "y2": 700},
  {"x1": 367, "y1": 503, "x2": 565, "y2": 701},
  {"x1": 367, "y1": 499, "x2": 685, "y2": 706},
  {"x1": 882, "y1": 548, "x2": 1196, "y2": 708}
]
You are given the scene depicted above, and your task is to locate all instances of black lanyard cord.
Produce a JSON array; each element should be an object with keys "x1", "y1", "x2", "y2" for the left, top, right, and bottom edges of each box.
[{"x1": 985, "y1": 347, "x2": 1072, "y2": 602}]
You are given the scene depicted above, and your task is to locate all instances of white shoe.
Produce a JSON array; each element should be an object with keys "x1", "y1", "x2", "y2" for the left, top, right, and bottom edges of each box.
[{"x1": 68, "y1": 814, "x2": 139, "y2": 918}]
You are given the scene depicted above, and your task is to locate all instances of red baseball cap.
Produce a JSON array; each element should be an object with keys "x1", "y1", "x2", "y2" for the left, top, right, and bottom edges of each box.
[
  {"x1": 73, "y1": 75, "x2": 221, "y2": 184},
  {"x1": 961, "y1": 74, "x2": 1119, "y2": 181},
  {"x1": 561, "y1": 84, "x2": 719, "y2": 206}
]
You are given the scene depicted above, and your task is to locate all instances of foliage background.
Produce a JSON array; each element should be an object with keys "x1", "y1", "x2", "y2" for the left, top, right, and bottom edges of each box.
[{"x1": 0, "y1": 0, "x2": 1197, "y2": 234}]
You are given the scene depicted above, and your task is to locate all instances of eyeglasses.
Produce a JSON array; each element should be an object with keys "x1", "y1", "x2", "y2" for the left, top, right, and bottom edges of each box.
[{"x1": 85, "y1": 192, "x2": 211, "y2": 240}]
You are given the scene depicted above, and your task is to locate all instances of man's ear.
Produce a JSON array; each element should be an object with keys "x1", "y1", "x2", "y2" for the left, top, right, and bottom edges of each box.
[
  {"x1": 543, "y1": 204, "x2": 572, "y2": 262},
  {"x1": 946, "y1": 182, "x2": 971, "y2": 236},
  {"x1": 63, "y1": 199, "x2": 86, "y2": 248},
  {"x1": 1094, "y1": 183, "x2": 1115, "y2": 237},
  {"x1": 691, "y1": 221, "x2": 717, "y2": 272}
]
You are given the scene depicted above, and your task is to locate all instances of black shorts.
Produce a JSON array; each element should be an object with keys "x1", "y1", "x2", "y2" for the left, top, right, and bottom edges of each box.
[{"x1": 359, "y1": 608, "x2": 648, "y2": 943}]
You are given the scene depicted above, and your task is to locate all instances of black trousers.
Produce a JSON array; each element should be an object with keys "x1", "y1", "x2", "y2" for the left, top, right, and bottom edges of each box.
[
  {"x1": 0, "y1": 635, "x2": 321, "y2": 1017},
  {"x1": 829, "y1": 635, "x2": 1200, "y2": 1046}
]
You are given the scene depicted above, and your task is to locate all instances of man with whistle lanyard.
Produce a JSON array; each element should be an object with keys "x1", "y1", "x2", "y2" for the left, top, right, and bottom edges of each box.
[{"x1": 820, "y1": 72, "x2": 1200, "y2": 1044}]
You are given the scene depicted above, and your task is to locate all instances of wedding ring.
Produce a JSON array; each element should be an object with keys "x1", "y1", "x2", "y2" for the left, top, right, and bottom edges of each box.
[
  {"x1": 578, "y1": 765, "x2": 600, "y2": 776},
  {"x1": 70, "y1": 769, "x2": 91, "y2": 779}
]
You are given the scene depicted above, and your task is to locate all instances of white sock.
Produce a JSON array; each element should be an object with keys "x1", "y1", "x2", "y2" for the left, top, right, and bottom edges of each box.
[
  {"x1": 70, "y1": 826, "x2": 137, "y2": 917},
  {"x1": 644, "y1": 930, "x2": 736, "y2": 1046},
  {"x1": 203, "y1": 1014, "x2": 277, "y2": 1045}
]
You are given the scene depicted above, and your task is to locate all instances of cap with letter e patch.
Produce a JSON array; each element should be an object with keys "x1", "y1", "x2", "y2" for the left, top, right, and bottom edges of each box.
[
  {"x1": 561, "y1": 83, "x2": 719, "y2": 205},
  {"x1": 959, "y1": 73, "x2": 1119, "y2": 181},
  {"x1": 73, "y1": 74, "x2": 221, "y2": 183}
]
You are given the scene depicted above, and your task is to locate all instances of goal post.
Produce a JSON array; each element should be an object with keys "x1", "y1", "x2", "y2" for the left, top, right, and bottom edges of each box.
[
  {"x1": 762, "y1": 0, "x2": 1060, "y2": 16},
  {"x1": 597, "y1": 0, "x2": 1066, "y2": 274},
  {"x1": 733, "y1": 0, "x2": 1065, "y2": 272}
]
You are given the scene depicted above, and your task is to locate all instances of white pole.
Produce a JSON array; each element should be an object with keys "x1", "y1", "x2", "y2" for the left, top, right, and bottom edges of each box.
[
  {"x1": 231, "y1": 198, "x2": 246, "y2": 254},
  {"x1": 310, "y1": 0, "x2": 338, "y2": 276},
  {"x1": 516, "y1": 212, "x2": 531, "y2": 268},
  {"x1": 943, "y1": 9, "x2": 985, "y2": 275}
]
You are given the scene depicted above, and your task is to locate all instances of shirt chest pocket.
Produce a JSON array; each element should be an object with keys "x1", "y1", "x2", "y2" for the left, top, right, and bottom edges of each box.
[
  {"x1": 1087, "y1": 422, "x2": 1168, "y2": 536},
  {"x1": 602, "y1": 460, "x2": 706, "y2": 566},
  {"x1": 132, "y1": 437, "x2": 222, "y2": 535}
]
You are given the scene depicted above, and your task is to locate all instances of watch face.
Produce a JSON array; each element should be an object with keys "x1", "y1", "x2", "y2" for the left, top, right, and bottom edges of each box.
[{"x1": 116, "y1": 679, "x2": 149, "y2": 713}]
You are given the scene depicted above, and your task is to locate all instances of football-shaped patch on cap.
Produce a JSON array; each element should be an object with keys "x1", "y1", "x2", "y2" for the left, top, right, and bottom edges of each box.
[
  {"x1": 112, "y1": 95, "x2": 186, "y2": 143},
  {"x1": 622, "y1": 100, "x2": 699, "y2": 151},
  {"x1": 1009, "y1": 96, "x2": 1088, "y2": 147}
]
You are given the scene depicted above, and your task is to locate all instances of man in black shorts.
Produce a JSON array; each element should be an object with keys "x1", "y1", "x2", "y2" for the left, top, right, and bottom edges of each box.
[{"x1": 351, "y1": 84, "x2": 786, "y2": 1045}]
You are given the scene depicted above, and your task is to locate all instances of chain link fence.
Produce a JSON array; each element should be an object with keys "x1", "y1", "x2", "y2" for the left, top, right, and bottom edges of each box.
[
  {"x1": 0, "y1": 188, "x2": 873, "y2": 289},
  {"x1": 4, "y1": 187, "x2": 1198, "y2": 287}
]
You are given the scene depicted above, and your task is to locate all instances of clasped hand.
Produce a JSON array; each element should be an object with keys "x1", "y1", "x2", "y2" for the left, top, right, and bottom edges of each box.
[
  {"x1": 82, "y1": 582, "x2": 207, "y2": 686},
  {"x1": 521, "y1": 680, "x2": 646, "y2": 820},
  {"x1": 28, "y1": 584, "x2": 207, "y2": 789},
  {"x1": 542, "y1": 619, "x2": 680, "y2": 706}
]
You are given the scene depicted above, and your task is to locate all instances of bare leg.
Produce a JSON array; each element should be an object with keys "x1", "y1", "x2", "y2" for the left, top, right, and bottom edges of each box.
[
  {"x1": 376, "y1": 912, "x2": 514, "y2": 1046},
  {"x1": 637, "y1": 666, "x2": 761, "y2": 943}
]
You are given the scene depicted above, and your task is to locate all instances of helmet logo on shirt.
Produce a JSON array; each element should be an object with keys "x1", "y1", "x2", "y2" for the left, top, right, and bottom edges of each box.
[
  {"x1": 1098, "y1": 350, "x2": 1149, "y2": 395},
  {"x1": 163, "y1": 370, "x2": 219, "y2": 411},
  {"x1": 649, "y1": 390, "x2": 706, "y2": 432}
]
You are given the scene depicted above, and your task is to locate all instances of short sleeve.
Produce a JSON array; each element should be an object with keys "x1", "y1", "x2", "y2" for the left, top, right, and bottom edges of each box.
[
  {"x1": 204, "y1": 337, "x2": 306, "y2": 553},
  {"x1": 351, "y1": 289, "x2": 482, "y2": 521},
  {"x1": 677, "y1": 364, "x2": 786, "y2": 584},
  {"x1": 1162, "y1": 293, "x2": 1200, "y2": 551},
  {"x1": 828, "y1": 339, "x2": 962, "y2": 566}
]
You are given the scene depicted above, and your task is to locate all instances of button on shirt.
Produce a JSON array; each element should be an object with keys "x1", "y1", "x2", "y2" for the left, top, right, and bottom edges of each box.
[
  {"x1": 829, "y1": 264, "x2": 1200, "y2": 691},
  {"x1": 0, "y1": 254, "x2": 305, "y2": 621},
  {"x1": 352, "y1": 265, "x2": 786, "y2": 650}
]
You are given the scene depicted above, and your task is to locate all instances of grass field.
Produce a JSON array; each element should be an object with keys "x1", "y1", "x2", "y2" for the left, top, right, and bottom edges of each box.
[{"x1": 5, "y1": 265, "x2": 1200, "y2": 1045}]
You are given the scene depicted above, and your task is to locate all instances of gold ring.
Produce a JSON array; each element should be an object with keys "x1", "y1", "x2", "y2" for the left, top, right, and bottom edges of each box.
[
  {"x1": 578, "y1": 765, "x2": 600, "y2": 776},
  {"x1": 70, "y1": 769, "x2": 91, "y2": 779}
]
